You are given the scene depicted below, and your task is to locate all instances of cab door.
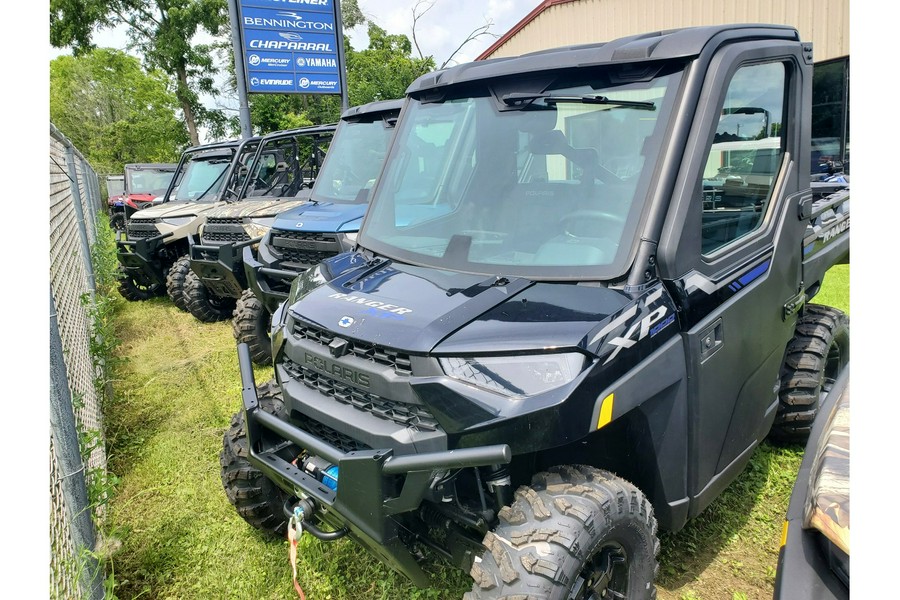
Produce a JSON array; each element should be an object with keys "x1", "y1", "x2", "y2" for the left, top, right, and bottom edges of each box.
[{"x1": 657, "y1": 41, "x2": 811, "y2": 517}]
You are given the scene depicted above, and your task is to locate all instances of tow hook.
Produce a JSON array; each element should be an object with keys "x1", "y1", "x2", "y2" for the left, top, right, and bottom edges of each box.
[{"x1": 284, "y1": 498, "x2": 350, "y2": 541}]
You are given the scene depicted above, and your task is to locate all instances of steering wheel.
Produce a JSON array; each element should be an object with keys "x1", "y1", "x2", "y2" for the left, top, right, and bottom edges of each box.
[{"x1": 560, "y1": 210, "x2": 625, "y2": 238}]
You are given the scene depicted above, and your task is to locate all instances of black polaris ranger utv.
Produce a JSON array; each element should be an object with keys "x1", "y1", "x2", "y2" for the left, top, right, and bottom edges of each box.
[
  {"x1": 222, "y1": 25, "x2": 850, "y2": 600},
  {"x1": 237, "y1": 99, "x2": 403, "y2": 365}
]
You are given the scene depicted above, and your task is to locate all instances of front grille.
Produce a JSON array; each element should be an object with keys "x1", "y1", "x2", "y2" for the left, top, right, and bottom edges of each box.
[
  {"x1": 293, "y1": 416, "x2": 371, "y2": 454},
  {"x1": 273, "y1": 230, "x2": 338, "y2": 243},
  {"x1": 202, "y1": 218, "x2": 250, "y2": 244},
  {"x1": 271, "y1": 229, "x2": 341, "y2": 267},
  {"x1": 283, "y1": 358, "x2": 438, "y2": 432},
  {"x1": 292, "y1": 322, "x2": 412, "y2": 376},
  {"x1": 279, "y1": 247, "x2": 338, "y2": 266},
  {"x1": 127, "y1": 219, "x2": 159, "y2": 239},
  {"x1": 202, "y1": 231, "x2": 251, "y2": 243}
]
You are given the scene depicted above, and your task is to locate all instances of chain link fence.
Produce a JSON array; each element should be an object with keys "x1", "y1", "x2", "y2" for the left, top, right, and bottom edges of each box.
[{"x1": 50, "y1": 123, "x2": 107, "y2": 600}]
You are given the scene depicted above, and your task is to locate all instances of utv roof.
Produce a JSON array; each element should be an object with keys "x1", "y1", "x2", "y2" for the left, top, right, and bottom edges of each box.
[
  {"x1": 179, "y1": 137, "x2": 263, "y2": 160},
  {"x1": 124, "y1": 163, "x2": 178, "y2": 170},
  {"x1": 406, "y1": 23, "x2": 800, "y2": 95},
  {"x1": 257, "y1": 123, "x2": 338, "y2": 144},
  {"x1": 341, "y1": 98, "x2": 404, "y2": 121}
]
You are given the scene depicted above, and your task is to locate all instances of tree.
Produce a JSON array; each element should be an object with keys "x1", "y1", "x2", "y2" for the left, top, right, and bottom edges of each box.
[
  {"x1": 50, "y1": 48, "x2": 188, "y2": 174},
  {"x1": 50, "y1": 0, "x2": 229, "y2": 146},
  {"x1": 347, "y1": 23, "x2": 434, "y2": 105}
]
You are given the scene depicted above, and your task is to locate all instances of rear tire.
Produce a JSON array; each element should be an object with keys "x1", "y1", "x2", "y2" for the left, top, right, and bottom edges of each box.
[
  {"x1": 184, "y1": 270, "x2": 236, "y2": 323},
  {"x1": 117, "y1": 265, "x2": 163, "y2": 301},
  {"x1": 232, "y1": 289, "x2": 273, "y2": 366},
  {"x1": 166, "y1": 255, "x2": 191, "y2": 312},
  {"x1": 770, "y1": 304, "x2": 849, "y2": 443},
  {"x1": 220, "y1": 380, "x2": 288, "y2": 535},
  {"x1": 466, "y1": 465, "x2": 659, "y2": 600},
  {"x1": 109, "y1": 212, "x2": 125, "y2": 231}
]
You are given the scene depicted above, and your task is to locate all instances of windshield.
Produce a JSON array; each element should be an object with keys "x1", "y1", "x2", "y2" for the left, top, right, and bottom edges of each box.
[
  {"x1": 173, "y1": 156, "x2": 232, "y2": 202},
  {"x1": 126, "y1": 168, "x2": 175, "y2": 196},
  {"x1": 242, "y1": 133, "x2": 332, "y2": 199},
  {"x1": 310, "y1": 117, "x2": 395, "y2": 204},
  {"x1": 106, "y1": 177, "x2": 125, "y2": 197},
  {"x1": 359, "y1": 67, "x2": 682, "y2": 279}
]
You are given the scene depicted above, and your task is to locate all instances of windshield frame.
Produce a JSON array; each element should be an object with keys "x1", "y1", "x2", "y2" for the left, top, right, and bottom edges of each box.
[
  {"x1": 124, "y1": 166, "x2": 176, "y2": 196},
  {"x1": 171, "y1": 154, "x2": 234, "y2": 202},
  {"x1": 308, "y1": 115, "x2": 397, "y2": 205},
  {"x1": 237, "y1": 126, "x2": 336, "y2": 201},
  {"x1": 356, "y1": 64, "x2": 686, "y2": 281}
]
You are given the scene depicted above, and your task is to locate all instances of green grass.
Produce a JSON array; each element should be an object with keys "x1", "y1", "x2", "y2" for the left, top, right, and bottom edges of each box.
[
  {"x1": 102, "y1": 265, "x2": 849, "y2": 600},
  {"x1": 811, "y1": 263, "x2": 849, "y2": 314}
]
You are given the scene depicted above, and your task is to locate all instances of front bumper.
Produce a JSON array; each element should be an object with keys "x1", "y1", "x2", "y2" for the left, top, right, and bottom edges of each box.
[
  {"x1": 245, "y1": 230, "x2": 349, "y2": 314},
  {"x1": 189, "y1": 236, "x2": 261, "y2": 299},
  {"x1": 116, "y1": 231, "x2": 173, "y2": 285},
  {"x1": 236, "y1": 343, "x2": 511, "y2": 586},
  {"x1": 243, "y1": 245, "x2": 295, "y2": 314}
]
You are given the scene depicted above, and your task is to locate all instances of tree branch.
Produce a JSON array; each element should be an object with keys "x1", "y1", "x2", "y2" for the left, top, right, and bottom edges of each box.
[
  {"x1": 411, "y1": 0, "x2": 436, "y2": 61},
  {"x1": 440, "y1": 20, "x2": 497, "y2": 69}
]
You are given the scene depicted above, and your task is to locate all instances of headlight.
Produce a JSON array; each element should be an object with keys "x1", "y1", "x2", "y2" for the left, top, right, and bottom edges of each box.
[
  {"x1": 343, "y1": 231, "x2": 358, "y2": 243},
  {"x1": 439, "y1": 353, "x2": 587, "y2": 398},
  {"x1": 285, "y1": 265, "x2": 326, "y2": 307},
  {"x1": 247, "y1": 216, "x2": 276, "y2": 228},
  {"x1": 161, "y1": 216, "x2": 195, "y2": 226},
  {"x1": 244, "y1": 216, "x2": 276, "y2": 239}
]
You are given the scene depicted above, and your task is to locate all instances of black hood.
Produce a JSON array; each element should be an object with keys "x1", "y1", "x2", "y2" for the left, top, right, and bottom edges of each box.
[{"x1": 287, "y1": 252, "x2": 635, "y2": 355}]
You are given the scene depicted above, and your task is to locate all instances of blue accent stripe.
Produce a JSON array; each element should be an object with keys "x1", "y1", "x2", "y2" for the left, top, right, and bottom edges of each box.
[
  {"x1": 803, "y1": 243, "x2": 815, "y2": 256},
  {"x1": 738, "y1": 260, "x2": 771, "y2": 287}
]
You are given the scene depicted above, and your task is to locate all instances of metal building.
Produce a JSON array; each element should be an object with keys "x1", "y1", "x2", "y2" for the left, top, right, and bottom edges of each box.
[{"x1": 477, "y1": 0, "x2": 850, "y2": 174}]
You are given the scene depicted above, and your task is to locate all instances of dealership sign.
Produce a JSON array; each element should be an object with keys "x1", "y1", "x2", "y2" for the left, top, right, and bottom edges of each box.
[{"x1": 238, "y1": 0, "x2": 343, "y2": 94}]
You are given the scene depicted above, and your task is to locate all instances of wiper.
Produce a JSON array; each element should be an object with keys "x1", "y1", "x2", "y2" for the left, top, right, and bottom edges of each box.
[
  {"x1": 501, "y1": 92, "x2": 549, "y2": 107},
  {"x1": 501, "y1": 92, "x2": 655, "y2": 110},
  {"x1": 544, "y1": 95, "x2": 656, "y2": 110}
]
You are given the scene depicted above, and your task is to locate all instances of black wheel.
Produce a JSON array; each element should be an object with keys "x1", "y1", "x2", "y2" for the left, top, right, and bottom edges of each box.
[
  {"x1": 466, "y1": 465, "x2": 659, "y2": 600},
  {"x1": 110, "y1": 212, "x2": 126, "y2": 231},
  {"x1": 770, "y1": 304, "x2": 849, "y2": 443},
  {"x1": 166, "y1": 255, "x2": 191, "y2": 312},
  {"x1": 220, "y1": 380, "x2": 288, "y2": 535},
  {"x1": 117, "y1": 265, "x2": 163, "y2": 301},
  {"x1": 232, "y1": 289, "x2": 273, "y2": 366},
  {"x1": 184, "y1": 270, "x2": 236, "y2": 323}
]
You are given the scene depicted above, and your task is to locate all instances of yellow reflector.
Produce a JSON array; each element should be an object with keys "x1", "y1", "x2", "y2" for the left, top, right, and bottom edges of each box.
[
  {"x1": 596, "y1": 393, "x2": 614, "y2": 430},
  {"x1": 780, "y1": 520, "x2": 789, "y2": 548}
]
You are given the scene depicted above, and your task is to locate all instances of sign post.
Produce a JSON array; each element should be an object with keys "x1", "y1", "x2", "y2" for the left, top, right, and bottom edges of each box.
[
  {"x1": 232, "y1": 0, "x2": 349, "y2": 112},
  {"x1": 227, "y1": 0, "x2": 253, "y2": 138}
]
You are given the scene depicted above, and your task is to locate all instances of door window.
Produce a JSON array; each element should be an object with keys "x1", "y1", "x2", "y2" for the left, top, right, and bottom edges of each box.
[{"x1": 701, "y1": 62, "x2": 787, "y2": 255}]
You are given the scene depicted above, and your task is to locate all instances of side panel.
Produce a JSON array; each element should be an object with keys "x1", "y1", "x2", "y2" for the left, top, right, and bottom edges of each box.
[{"x1": 583, "y1": 335, "x2": 690, "y2": 531}]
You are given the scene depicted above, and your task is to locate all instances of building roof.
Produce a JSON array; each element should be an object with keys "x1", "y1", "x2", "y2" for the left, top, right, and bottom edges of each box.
[{"x1": 476, "y1": 0, "x2": 579, "y2": 60}]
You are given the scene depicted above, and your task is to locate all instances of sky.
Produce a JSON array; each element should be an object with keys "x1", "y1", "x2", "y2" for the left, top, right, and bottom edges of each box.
[
  {"x1": 52, "y1": 0, "x2": 537, "y2": 65},
  {"x1": 351, "y1": 0, "x2": 534, "y2": 66}
]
